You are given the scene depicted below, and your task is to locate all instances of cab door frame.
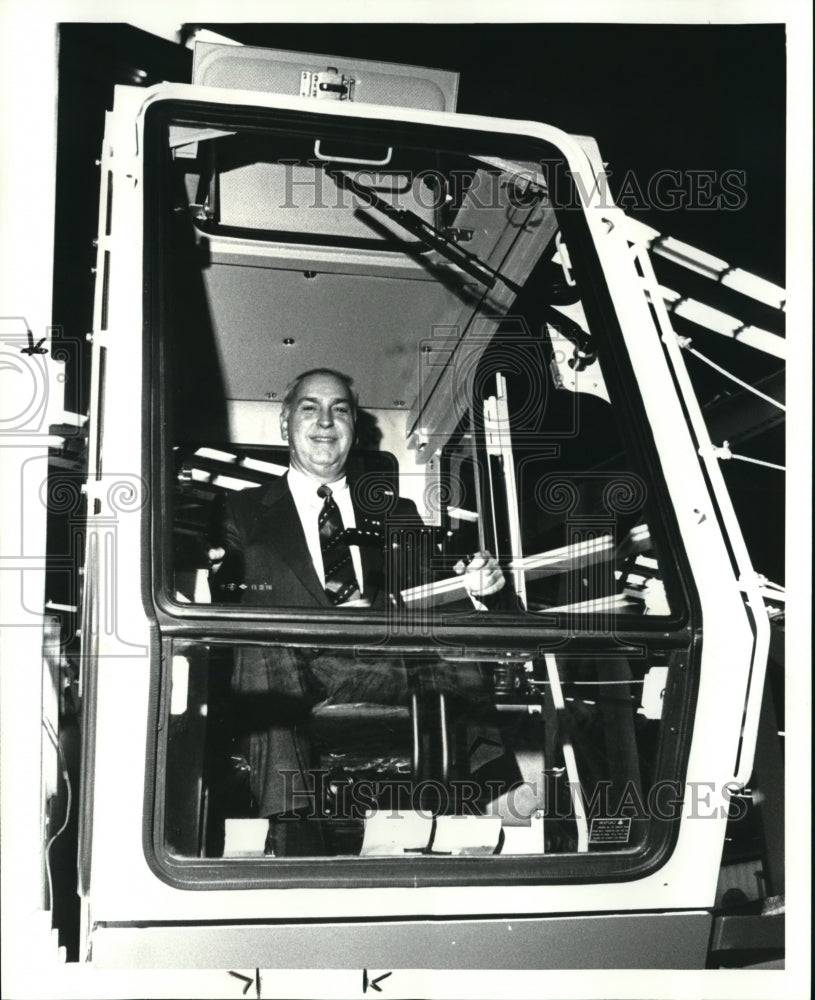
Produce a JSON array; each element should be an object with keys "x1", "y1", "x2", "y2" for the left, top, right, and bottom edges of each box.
[{"x1": 80, "y1": 80, "x2": 762, "y2": 928}]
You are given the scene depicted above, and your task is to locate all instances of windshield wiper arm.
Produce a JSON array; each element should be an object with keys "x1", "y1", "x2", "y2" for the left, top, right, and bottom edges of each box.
[{"x1": 327, "y1": 168, "x2": 523, "y2": 295}]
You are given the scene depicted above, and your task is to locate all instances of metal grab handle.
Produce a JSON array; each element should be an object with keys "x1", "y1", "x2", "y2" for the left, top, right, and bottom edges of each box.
[
  {"x1": 438, "y1": 692, "x2": 449, "y2": 785},
  {"x1": 409, "y1": 692, "x2": 421, "y2": 778},
  {"x1": 313, "y1": 139, "x2": 393, "y2": 166}
]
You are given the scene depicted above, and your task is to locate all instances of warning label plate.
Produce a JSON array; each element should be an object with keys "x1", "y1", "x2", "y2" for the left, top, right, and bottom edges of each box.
[{"x1": 588, "y1": 817, "x2": 632, "y2": 844}]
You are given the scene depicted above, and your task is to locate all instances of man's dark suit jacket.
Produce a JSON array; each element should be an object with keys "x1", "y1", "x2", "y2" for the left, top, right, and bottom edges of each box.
[{"x1": 215, "y1": 473, "x2": 428, "y2": 610}]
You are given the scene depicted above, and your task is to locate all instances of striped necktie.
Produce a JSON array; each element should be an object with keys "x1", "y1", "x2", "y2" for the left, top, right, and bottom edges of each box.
[{"x1": 317, "y1": 484, "x2": 360, "y2": 605}]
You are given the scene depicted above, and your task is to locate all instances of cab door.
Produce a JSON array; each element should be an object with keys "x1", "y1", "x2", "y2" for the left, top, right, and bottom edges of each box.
[{"x1": 80, "y1": 64, "x2": 765, "y2": 965}]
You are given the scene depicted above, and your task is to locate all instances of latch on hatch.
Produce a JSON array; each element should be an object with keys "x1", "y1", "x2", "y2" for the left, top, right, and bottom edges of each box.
[{"x1": 300, "y1": 67, "x2": 355, "y2": 101}]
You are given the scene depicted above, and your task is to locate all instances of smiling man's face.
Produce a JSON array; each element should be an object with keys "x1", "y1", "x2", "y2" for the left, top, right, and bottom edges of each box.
[{"x1": 280, "y1": 372, "x2": 356, "y2": 483}]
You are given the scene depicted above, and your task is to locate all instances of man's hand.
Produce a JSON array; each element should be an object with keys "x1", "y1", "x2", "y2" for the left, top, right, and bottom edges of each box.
[
  {"x1": 453, "y1": 550, "x2": 505, "y2": 597},
  {"x1": 207, "y1": 546, "x2": 225, "y2": 574}
]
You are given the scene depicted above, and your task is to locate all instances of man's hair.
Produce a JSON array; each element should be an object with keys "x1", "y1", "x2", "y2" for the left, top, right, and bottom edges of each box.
[{"x1": 281, "y1": 368, "x2": 358, "y2": 417}]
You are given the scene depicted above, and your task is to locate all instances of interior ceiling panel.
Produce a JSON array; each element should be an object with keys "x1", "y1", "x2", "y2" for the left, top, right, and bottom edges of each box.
[{"x1": 203, "y1": 262, "x2": 474, "y2": 409}]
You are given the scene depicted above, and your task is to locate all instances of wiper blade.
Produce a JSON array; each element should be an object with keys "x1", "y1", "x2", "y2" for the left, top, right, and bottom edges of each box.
[{"x1": 327, "y1": 168, "x2": 522, "y2": 296}]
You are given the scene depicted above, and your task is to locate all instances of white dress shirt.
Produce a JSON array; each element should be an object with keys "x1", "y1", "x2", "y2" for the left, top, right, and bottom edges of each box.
[{"x1": 286, "y1": 466, "x2": 363, "y2": 588}]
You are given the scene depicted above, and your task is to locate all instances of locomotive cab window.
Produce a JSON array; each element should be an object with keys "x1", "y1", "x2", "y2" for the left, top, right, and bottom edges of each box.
[{"x1": 147, "y1": 104, "x2": 697, "y2": 882}]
